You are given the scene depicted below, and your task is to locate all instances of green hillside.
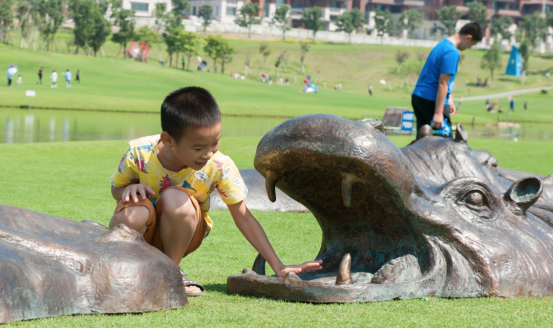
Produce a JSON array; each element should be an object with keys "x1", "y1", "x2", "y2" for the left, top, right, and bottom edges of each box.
[{"x1": 2, "y1": 39, "x2": 553, "y2": 125}]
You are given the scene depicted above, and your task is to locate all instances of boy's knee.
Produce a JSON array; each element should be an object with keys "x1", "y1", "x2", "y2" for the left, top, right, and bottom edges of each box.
[
  {"x1": 110, "y1": 206, "x2": 150, "y2": 231},
  {"x1": 160, "y1": 189, "x2": 195, "y2": 218}
]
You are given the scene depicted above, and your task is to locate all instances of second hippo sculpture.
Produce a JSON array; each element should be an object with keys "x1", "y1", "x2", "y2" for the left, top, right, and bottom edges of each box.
[{"x1": 227, "y1": 114, "x2": 553, "y2": 303}]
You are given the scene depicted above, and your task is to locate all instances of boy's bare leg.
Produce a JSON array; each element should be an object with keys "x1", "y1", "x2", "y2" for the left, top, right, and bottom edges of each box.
[
  {"x1": 109, "y1": 206, "x2": 150, "y2": 235},
  {"x1": 159, "y1": 189, "x2": 201, "y2": 294}
]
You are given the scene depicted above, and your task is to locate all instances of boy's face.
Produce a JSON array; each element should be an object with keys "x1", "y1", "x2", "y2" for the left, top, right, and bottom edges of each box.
[{"x1": 163, "y1": 122, "x2": 221, "y2": 171}]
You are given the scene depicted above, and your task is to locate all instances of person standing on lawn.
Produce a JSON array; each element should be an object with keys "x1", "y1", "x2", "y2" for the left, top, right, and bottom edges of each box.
[
  {"x1": 109, "y1": 87, "x2": 323, "y2": 297},
  {"x1": 50, "y1": 70, "x2": 58, "y2": 88},
  {"x1": 37, "y1": 67, "x2": 43, "y2": 84},
  {"x1": 411, "y1": 22, "x2": 483, "y2": 137}
]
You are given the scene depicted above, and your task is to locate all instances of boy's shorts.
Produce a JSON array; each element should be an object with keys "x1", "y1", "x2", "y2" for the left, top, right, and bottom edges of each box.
[{"x1": 113, "y1": 186, "x2": 207, "y2": 258}]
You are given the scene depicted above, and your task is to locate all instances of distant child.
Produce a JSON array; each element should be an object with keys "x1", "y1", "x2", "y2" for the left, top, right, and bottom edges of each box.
[
  {"x1": 337, "y1": 83, "x2": 342, "y2": 91},
  {"x1": 37, "y1": 67, "x2": 43, "y2": 84},
  {"x1": 524, "y1": 101, "x2": 528, "y2": 112},
  {"x1": 17, "y1": 75, "x2": 22, "y2": 87},
  {"x1": 368, "y1": 84, "x2": 373, "y2": 96},
  {"x1": 50, "y1": 70, "x2": 58, "y2": 88},
  {"x1": 285, "y1": 78, "x2": 289, "y2": 86},
  {"x1": 458, "y1": 96, "x2": 463, "y2": 110},
  {"x1": 109, "y1": 87, "x2": 322, "y2": 296},
  {"x1": 509, "y1": 96, "x2": 514, "y2": 112},
  {"x1": 323, "y1": 82, "x2": 326, "y2": 89},
  {"x1": 76, "y1": 70, "x2": 81, "y2": 84},
  {"x1": 64, "y1": 69, "x2": 72, "y2": 88}
]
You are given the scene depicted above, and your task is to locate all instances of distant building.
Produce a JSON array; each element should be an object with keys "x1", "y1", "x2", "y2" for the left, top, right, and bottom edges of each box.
[{"x1": 188, "y1": 0, "x2": 245, "y2": 24}]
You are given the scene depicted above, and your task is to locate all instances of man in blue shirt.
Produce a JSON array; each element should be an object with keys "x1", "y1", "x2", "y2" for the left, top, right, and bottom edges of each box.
[{"x1": 412, "y1": 22, "x2": 483, "y2": 138}]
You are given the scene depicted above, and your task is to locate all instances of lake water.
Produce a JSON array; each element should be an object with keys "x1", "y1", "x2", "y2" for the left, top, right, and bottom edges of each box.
[
  {"x1": 0, "y1": 108, "x2": 286, "y2": 143},
  {"x1": 1, "y1": 107, "x2": 552, "y2": 143}
]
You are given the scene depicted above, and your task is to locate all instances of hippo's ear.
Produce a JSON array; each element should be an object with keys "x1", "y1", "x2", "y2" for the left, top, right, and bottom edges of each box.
[
  {"x1": 504, "y1": 177, "x2": 543, "y2": 214},
  {"x1": 455, "y1": 123, "x2": 468, "y2": 143},
  {"x1": 418, "y1": 125, "x2": 433, "y2": 139}
]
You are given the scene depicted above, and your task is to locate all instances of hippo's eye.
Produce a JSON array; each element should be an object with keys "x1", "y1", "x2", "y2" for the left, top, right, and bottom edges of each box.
[
  {"x1": 465, "y1": 192, "x2": 484, "y2": 206},
  {"x1": 458, "y1": 190, "x2": 494, "y2": 220}
]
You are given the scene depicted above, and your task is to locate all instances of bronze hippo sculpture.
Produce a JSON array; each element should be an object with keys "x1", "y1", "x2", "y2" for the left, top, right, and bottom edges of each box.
[
  {"x1": 227, "y1": 114, "x2": 553, "y2": 303},
  {"x1": 0, "y1": 206, "x2": 188, "y2": 324}
]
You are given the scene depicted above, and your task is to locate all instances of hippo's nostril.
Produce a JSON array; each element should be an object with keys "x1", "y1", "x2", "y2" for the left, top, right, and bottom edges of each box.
[
  {"x1": 336, "y1": 253, "x2": 353, "y2": 285},
  {"x1": 342, "y1": 174, "x2": 358, "y2": 208},
  {"x1": 265, "y1": 170, "x2": 280, "y2": 203}
]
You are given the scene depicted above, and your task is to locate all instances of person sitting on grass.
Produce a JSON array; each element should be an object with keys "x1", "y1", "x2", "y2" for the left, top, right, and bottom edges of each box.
[{"x1": 109, "y1": 87, "x2": 323, "y2": 296}]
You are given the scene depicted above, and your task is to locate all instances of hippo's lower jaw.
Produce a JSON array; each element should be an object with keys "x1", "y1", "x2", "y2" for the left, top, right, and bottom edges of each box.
[{"x1": 227, "y1": 238, "x2": 464, "y2": 303}]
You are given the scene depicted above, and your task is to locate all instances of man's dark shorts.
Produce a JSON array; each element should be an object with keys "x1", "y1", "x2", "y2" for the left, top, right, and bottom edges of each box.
[{"x1": 411, "y1": 95, "x2": 452, "y2": 136}]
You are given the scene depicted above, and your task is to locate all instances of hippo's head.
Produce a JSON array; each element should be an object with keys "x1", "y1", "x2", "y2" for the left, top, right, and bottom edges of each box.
[{"x1": 227, "y1": 114, "x2": 553, "y2": 303}]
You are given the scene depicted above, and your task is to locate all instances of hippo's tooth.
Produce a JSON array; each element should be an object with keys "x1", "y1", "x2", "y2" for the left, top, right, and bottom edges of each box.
[
  {"x1": 335, "y1": 253, "x2": 353, "y2": 285},
  {"x1": 265, "y1": 170, "x2": 280, "y2": 203},
  {"x1": 342, "y1": 174, "x2": 357, "y2": 208}
]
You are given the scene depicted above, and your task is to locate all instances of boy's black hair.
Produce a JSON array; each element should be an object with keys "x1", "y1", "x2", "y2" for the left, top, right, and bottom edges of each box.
[
  {"x1": 459, "y1": 22, "x2": 483, "y2": 42},
  {"x1": 161, "y1": 87, "x2": 221, "y2": 142}
]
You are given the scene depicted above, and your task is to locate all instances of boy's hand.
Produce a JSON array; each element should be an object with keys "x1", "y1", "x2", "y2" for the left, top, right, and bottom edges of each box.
[
  {"x1": 432, "y1": 112, "x2": 444, "y2": 129},
  {"x1": 274, "y1": 260, "x2": 323, "y2": 277},
  {"x1": 123, "y1": 184, "x2": 155, "y2": 203}
]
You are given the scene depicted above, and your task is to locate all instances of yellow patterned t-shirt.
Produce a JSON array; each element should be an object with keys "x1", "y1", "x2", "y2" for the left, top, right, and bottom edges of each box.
[{"x1": 110, "y1": 135, "x2": 248, "y2": 232}]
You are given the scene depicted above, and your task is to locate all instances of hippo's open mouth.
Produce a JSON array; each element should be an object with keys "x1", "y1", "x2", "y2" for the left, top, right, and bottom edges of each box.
[{"x1": 227, "y1": 115, "x2": 451, "y2": 302}]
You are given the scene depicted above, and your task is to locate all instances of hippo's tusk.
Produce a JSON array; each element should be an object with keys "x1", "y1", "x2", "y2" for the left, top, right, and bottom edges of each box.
[
  {"x1": 335, "y1": 253, "x2": 353, "y2": 285},
  {"x1": 342, "y1": 174, "x2": 357, "y2": 208},
  {"x1": 265, "y1": 170, "x2": 280, "y2": 203}
]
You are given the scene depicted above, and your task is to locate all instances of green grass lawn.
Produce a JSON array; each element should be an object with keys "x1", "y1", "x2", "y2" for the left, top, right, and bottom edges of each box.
[
  {"x1": 2, "y1": 40, "x2": 553, "y2": 126},
  {"x1": 1, "y1": 136, "x2": 553, "y2": 327}
]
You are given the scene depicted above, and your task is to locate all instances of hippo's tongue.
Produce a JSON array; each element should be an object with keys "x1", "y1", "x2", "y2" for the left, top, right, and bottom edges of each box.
[{"x1": 254, "y1": 114, "x2": 432, "y2": 280}]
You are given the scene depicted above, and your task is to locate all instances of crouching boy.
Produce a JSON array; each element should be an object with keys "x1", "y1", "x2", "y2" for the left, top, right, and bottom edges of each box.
[{"x1": 109, "y1": 87, "x2": 322, "y2": 296}]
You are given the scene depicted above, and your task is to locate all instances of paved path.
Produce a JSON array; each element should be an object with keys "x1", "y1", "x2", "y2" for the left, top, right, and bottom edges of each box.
[{"x1": 458, "y1": 86, "x2": 553, "y2": 101}]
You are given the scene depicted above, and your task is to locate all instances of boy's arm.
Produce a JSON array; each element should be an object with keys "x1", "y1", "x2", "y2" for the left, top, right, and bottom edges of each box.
[
  {"x1": 433, "y1": 73, "x2": 451, "y2": 129},
  {"x1": 227, "y1": 200, "x2": 323, "y2": 277}
]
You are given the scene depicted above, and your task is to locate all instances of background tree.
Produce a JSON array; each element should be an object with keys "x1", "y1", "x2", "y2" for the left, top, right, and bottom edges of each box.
[
  {"x1": 519, "y1": 38, "x2": 531, "y2": 71},
  {"x1": 435, "y1": 6, "x2": 460, "y2": 36},
  {"x1": 111, "y1": 0, "x2": 136, "y2": 58},
  {"x1": 299, "y1": 40, "x2": 309, "y2": 74},
  {"x1": 272, "y1": 4, "x2": 290, "y2": 40},
  {"x1": 395, "y1": 50, "x2": 410, "y2": 73},
  {"x1": 0, "y1": 0, "x2": 14, "y2": 43},
  {"x1": 259, "y1": 41, "x2": 270, "y2": 66},
  {"x1": 162, "y1": 0, "x2": 189, "y2": 66},
  {"x1": 480, "y1": 40, "x2": 502, "y2": 87},
  {"x1": 154, "y1": 3, "x2": 168, "y2": 33},
  {"x1": 204, "y1": 34, "x2": 223, "y2": 72},
  {"x1": 467, "y1": 2, "x2": 489, "y2": 30},
  {"x1": 137, "y1": 26, "x2": 159, "y2": 48},
  {"x1": 490, "y1": 16, "x2": 512, "y2": 40},
  {"x1": 16, "y1": 3, "x2": 31, "y2": 48},
  {"x1": 199, "y1": 5, "x2": 213, "y2": 33},
  {"x1": 301, "y1": 6, "x2": 324, "y2": 41},
  {"x1": 89, "y1": 8, "x2": 111, "y2": 57},
  {"x1": 519, "y1": 12, "x2": 547, "y2": 48},
  {"x1": 396, "y1": 9, "x2": 422, "y2": 39},
  {"x1": 234, "y1": 2, "x2": 261, "y2": 39},
  {"x1": 374, "y1": 8, "x2": 393, "y2": 44},
  {"x1": 70, "y1": 0, "x2": 95, "y2": 55},
  {"x1": 36, "y1": 0, "x2": 65, "y2": 51},
  {"x1": 219, "y1": 40, "x2": 235, "y2": 74},
  {"x1": 336, "y1": 8, "x2": 364, "y2": 43},
  {"x1": 178, "y1": 29, "x2": 202, "y2": 69},
  {"x1": 274, "y1": 50, "x2": 287, "y2": 76}
]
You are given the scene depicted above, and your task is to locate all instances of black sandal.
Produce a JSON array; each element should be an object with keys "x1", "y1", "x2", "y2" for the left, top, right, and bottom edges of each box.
[{"x1": 179, "y1": 269, "x2": 206, "y2": 297}]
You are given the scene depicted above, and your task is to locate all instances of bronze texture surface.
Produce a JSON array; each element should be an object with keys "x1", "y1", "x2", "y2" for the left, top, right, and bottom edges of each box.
[
  {"x1": 228, "y1": 114, "x2": 553, "y2": 303},
  {"x1": 0, "y1": 205, "x2": 188, "y2": 323}
]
